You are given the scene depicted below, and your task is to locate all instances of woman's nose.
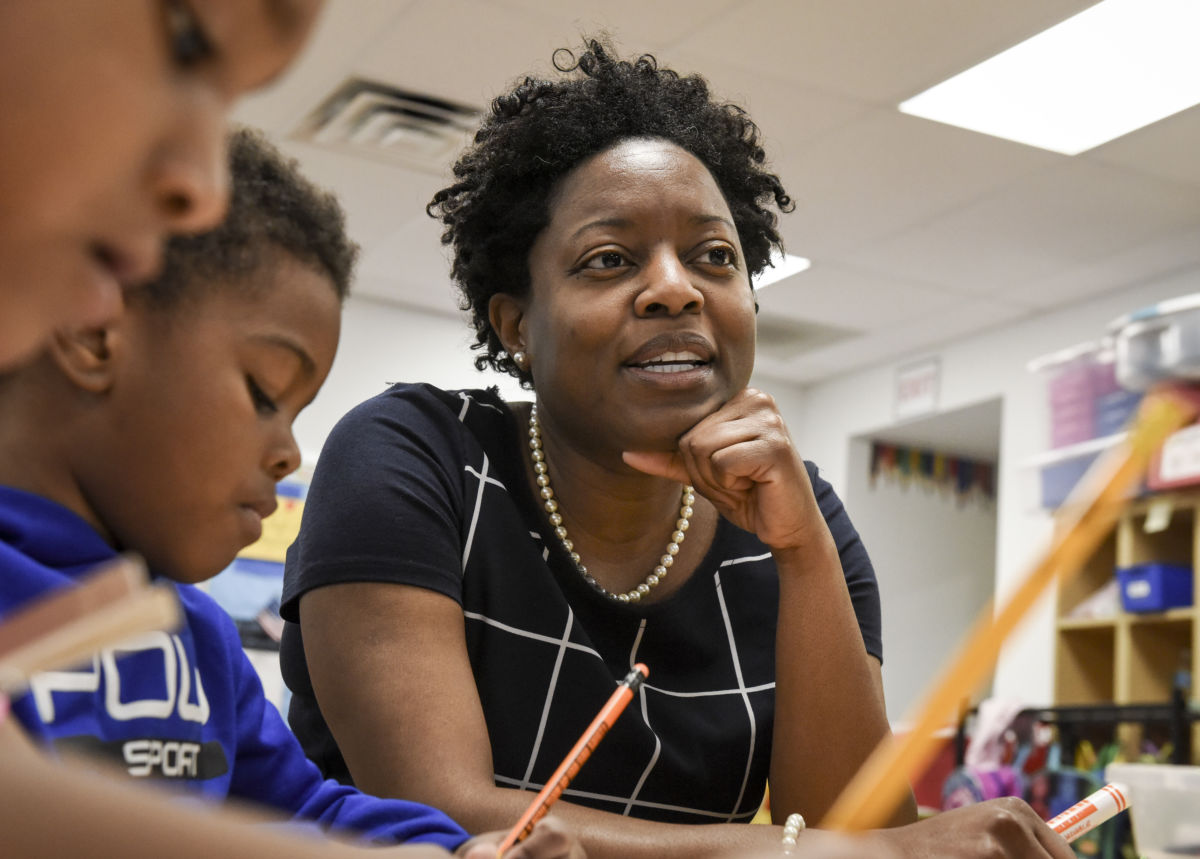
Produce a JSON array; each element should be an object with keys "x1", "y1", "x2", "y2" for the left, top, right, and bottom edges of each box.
[
  {"x1": 635, "y1": 252, "x2": 705, "y2": 316},
  {"x1": 149, "y1": 94, "x2": 231, "y2": 234}
]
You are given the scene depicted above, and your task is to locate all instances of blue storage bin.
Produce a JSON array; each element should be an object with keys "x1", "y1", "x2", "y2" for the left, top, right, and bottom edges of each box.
[
  {"x1": 1039, "y1": 451, "x2": 1100, "y2": 508},
  {"x1": 1116, "y1": 563, "x2": 1194, "y2": 613},
  {"x1": 1094, "y1": 389, "x2": 1143, "y2": 437}
]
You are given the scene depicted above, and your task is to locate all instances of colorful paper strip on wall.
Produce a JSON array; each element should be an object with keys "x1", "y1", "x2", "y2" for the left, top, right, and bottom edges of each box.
[{"x1": 870, "y1": 442, "x2": 995, "y2": 505}]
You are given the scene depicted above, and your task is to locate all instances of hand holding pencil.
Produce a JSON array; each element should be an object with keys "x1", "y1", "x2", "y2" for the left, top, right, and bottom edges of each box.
[
  {"x1": 455, "y1": 816, "x2": 582, "y2": 859},
  {"x1": 493, "y1": 664, "x2": 648, "y2": 858}
]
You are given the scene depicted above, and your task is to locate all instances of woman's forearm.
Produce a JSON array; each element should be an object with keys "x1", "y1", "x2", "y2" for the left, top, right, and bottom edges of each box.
[{"x1": 768, "y1": 541, "x2": 902, "y2": 826}]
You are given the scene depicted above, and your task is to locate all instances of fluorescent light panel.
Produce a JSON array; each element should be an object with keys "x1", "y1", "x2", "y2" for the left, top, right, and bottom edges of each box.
[
  {"x1": 753, "y1": 249, "x2": 811, "y2": 290},
  {"x1": 899, "y1": 0, "x2": 1200, "y2": 155}
]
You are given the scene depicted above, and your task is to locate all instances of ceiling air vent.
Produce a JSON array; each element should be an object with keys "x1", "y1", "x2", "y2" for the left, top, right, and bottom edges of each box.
[{"x1": 290, "y1": 78, "x2": 481, "y2": 174}]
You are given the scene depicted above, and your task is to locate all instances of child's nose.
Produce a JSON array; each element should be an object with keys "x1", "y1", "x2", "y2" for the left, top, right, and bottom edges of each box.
[{"x1": 267, "y1": 431, "x2": 302, "y2": 482}]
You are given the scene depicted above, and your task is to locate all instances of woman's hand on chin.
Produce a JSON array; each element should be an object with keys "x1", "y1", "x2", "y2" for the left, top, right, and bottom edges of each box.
[{"x1": 622, "y1": 387, "x2": 830, "y2": 554}]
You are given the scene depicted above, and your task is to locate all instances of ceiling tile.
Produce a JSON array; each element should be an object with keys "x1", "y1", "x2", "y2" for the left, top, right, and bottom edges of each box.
[
  {"x1": 1087, "y1": 103, "x2": 1200, "y2": 189},
  {"x1": 773, "y1": 109, "x2": 1063, "y2": 257},
  {"x1": 760, "y1": 296, "x2": 1032, "y2": 384},
  {"x1": 351, "y1": 271, "x2": 463, "y2": 319},
  {"x1": 276, "y1": 140, "x2": 448, "y2": 248},
  {"x1": 673, "y1": 0, "x2": 1097, "y2": 103},
  {"x1": 665, "y1": 52, "x2": 874, "y2": 154},
  {"x1": 354, "y1": 210, "x2": 459, "y2": 316},
  {"x1": 846, "y1": 161, "x2": 1200, "y2": 295},
  {"x1": 231, "y1": 0, "x2": 416, "y2": 133},
  {"x1": 353, "y1": 0, "x2": 607, "y2": 108},
  {"x1": 756, "y1": 262, "x2": 962, "y2": 331},
  {"x1": 484, "y1": 0, "x2": 743, "y2": 51},
  {"x1": 1003, "y1": 226, "x2": 1200, "y2": 309}
]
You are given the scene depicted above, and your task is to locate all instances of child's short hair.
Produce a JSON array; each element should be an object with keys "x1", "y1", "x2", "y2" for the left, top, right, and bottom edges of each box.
[{"x1": 132, "y1": 127, "x2": 358, "y2": 308}]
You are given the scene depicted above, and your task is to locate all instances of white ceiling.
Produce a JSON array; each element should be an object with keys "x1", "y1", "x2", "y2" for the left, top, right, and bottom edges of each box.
[{"x1": 233, "y1": 0, "x2": 1200, "y2": 387}]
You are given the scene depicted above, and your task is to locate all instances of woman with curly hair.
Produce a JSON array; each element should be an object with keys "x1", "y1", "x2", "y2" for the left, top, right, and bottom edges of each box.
[{"x1": 280, "y1": 40, "x2": 1073, "y2": 859}]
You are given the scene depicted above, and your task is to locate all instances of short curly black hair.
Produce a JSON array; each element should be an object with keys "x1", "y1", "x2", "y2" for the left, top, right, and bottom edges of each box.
[
  {"x1": 428, "y1": 38, "x2": 793, "y2": 386},
  {"x1": 131, "y1": 126, "x2": 357, "y2": 309}
]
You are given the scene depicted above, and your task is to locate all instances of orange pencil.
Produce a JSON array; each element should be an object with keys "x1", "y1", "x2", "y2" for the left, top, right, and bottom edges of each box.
[{"x1": 496, "y1": 663, "x2": 649, "y2": 857}]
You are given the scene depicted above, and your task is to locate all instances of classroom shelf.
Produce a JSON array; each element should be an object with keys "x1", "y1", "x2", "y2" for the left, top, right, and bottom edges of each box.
[{"x1": 1053, "y1": 490, "x2": 1199, "y2": 764}]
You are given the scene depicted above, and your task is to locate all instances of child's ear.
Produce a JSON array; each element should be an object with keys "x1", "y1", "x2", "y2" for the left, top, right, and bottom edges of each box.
[
  {"x1": 488, "y1": 292, "x2": 527, "y2": 357},
  {"x1": 47, "y1": 324, "x2": 120, "y2": 394}
]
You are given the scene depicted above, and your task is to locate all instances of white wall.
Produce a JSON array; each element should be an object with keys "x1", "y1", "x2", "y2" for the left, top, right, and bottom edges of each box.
[
  {"x1": 845, "y1": 437, "x2": 998, "y2": 721},
  {"x1": 789, "y1": 263, "x2": 1200, "y2": 713}
]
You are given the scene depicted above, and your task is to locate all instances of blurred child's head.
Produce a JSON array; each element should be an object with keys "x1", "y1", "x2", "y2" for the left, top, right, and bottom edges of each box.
[
  {"x1": 44, "y1": 128, "x2": 354, "y2": 584},
  {"x1": 0, "y1": 0, "x2": 325, "y2": 369}
]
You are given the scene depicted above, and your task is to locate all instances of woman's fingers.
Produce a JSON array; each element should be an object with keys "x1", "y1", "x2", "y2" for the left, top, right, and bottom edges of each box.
[
  {"x1": 622, "y1": 450, "x2": 688, "y2": 483},
  {"x1": 880, "y1": 797, "x2": 1077, "y2": 858},
  {"x1": 489, "y1": 816, "x2": 584, "y2": 859}
]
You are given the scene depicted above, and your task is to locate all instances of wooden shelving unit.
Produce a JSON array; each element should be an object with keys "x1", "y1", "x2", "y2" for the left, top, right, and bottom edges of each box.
[{"x1": 1053, "y1": 491, "x2": 1199, "y2": 763}]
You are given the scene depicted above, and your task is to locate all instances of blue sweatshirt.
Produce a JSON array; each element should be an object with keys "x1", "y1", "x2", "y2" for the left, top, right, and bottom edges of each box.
[{"x1": 0, "y1": 486, "x2": 469, "y2": 850}]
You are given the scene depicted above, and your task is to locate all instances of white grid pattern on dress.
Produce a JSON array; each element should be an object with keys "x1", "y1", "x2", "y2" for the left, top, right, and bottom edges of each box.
[
  {"x1": 519, "y1": 605, "x2": 576, "y2": 789},
  {"x1": 713, "y1": 568, "x2": 758, "y2": 822},
  {"x1": 622, "y1": 619, "x2": 661, "y2": 815},
  {"x1": 492, "y1": 774, "x2": 761, "y2": 821},
  {"x1": 461, "y1": 455, "x2": 492, "y2": 573},
  {"x1": 456, "y1": 392, "x2": 770, "y2": 822}
]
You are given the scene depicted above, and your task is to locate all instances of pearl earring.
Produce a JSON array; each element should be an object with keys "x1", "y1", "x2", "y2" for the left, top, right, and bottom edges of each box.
[{"x1": 513, "y1": 351, "x2": 528, "y2": 370}]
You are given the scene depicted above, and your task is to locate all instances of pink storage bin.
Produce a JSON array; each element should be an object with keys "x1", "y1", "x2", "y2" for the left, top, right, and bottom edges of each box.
[
  {"x1": 1034, "y1": 343, "x2": 1121, "y2": 449},
  {"x1": 1049, "y1": 400, "x2": 1094, "y2": 448}
]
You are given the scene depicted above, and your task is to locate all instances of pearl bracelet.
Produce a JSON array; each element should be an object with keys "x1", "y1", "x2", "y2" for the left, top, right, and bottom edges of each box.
[{"x1": 781, "y1": 813, "x2": 805, "y2": 853}]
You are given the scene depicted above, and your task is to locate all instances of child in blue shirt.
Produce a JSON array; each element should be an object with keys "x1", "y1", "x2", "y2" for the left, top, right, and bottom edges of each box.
[{"x1": 0, "y1": 127, "x2": 579, "y2": 859}]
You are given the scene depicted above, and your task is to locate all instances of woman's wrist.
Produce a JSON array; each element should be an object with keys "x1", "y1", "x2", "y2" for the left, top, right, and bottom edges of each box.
[{"x1": 771, "y1": 531, "x2": 840, "y2": 579}]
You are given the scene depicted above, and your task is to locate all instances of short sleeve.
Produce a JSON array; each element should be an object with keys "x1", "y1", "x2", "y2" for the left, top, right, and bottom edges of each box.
[
  {"x1": 806, "y1": 461, "x2": 883, "y2": 663},
  {"x1": 280, "y1": 385, "x2": 470, "y2": 623}
]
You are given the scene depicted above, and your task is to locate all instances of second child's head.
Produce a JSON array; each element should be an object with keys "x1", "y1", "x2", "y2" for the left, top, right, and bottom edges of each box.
[{"x1": 46, "y1": 129, "x2": 355, "y2": 584}]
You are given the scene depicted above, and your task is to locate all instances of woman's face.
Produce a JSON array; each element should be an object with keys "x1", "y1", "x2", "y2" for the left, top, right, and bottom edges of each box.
[
  {"x1": 514, "y1": 138, "x2": 757, "y2": 456},
  {"x1": 0, "y1": 0, "x2": 322, "y2": 368}
]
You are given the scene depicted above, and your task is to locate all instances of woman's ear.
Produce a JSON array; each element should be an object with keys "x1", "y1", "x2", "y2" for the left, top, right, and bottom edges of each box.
[
  {"x1": 46, "y1": 323, "x2": 120, "y2": 395},
  {"x1": 488, "y1": 292, "x2": 527, "y2": 357}
]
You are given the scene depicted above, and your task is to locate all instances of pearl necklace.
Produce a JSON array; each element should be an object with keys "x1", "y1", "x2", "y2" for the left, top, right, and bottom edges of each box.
[{"x1": 528, "y1": 406, "x2": 694, "y2": 604}]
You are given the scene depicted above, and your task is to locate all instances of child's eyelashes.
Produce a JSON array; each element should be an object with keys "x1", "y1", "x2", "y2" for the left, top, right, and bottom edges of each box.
[
  {"x1": 163, "y1": 0, "x2": 215, "y2": 68},
  {"x1": 245, "y1": 376, "x2": 278, "y2": 415}
]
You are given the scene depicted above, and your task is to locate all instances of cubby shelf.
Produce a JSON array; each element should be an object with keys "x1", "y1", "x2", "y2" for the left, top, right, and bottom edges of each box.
[{"x1": 1053, "y1": 491, "x2": 1198, "y2": 763}]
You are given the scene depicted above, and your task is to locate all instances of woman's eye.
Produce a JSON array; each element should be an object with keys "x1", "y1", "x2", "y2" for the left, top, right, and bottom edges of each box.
[
  {"x1": 703, "y1": 247, "x2": 738, "y2": 267},
  {"x1": 583, "y1": 251, "x2": 627, "y2": 270},
  {"x1": 246, "y1": 376, "x2": 278, "y2": 415},
  {"x1": 164, "y1": 0, "x2": 214, "y2": 67}
]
